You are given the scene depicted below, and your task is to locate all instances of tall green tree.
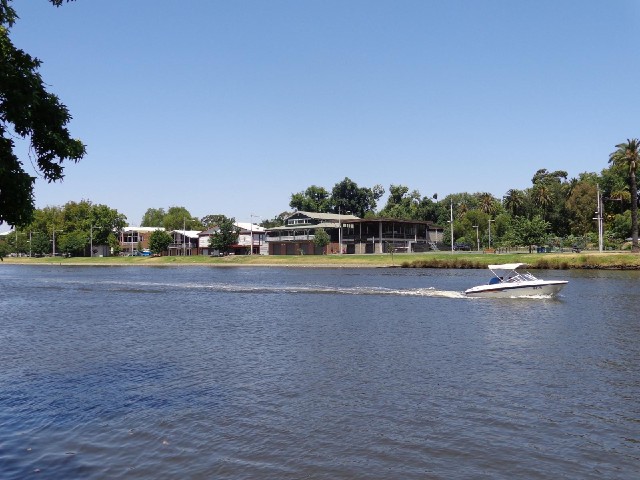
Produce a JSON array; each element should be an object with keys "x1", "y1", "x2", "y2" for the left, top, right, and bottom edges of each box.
[
  {"x1": 30, "y1": 231, "x2": 50, "y2": 256},
  {"x1": 313, "y1": 227, "x2": 330, "y2": 253},
  {"x1": 0, "y1": 0, "x2": 85, "y2": 226},
  {"x1": 513, "y1": 216, "x2": 550, "y2": 253},
  {"x1": 141, "y1": 208, "x2": 166, "y2": 227},
  {"x1": 475, "y1": 192, "x2": 498, "y2": 215},
  {"x1": 142, "y1": 206, "x2": 203, "y2": 230},
  {"x1": 609, "y1": 139, "x2": 639, "y2": 252},
  {"x1": 209, "y1": 216, "x2": 239, "y2": 254},
  {"x1": 290, "y1": 185, "x2": 331, "y2": 212},
  {"x1": 260, "y1": 212, "x2": 289, "y2": 228},
  {"x1": 162, "y1": 206, "x2": 202, "y2": 231},
  {"x1": 57, "y1": 230, "x2": 87, "y2": 256},
  {"x1": 201, "y1": 214, "x2": 236, "y2": 229},
  {"x1": 528, "y1": 169, "x2": 570, "y2": 235},
  {"x1": 0, "y1": 239, "x2": 8, "y2": 260},
  {"x1": 149, "y1": 229, "x2": 172, "y2": 255},
  {"x1": 565, "y1": 181, "x2": 597, "y2": 236},
  {"x1": 330, "y1": 178, "x2": 383, "y2": 218},
  {"x1": 378, "y1": 184, "x2": 434, "y2": 220},
  {"x1": 503, "y1": 189, "x2": 526, "y2": 217}
]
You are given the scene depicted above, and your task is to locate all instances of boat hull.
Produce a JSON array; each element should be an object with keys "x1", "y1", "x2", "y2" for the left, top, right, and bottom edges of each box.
[{"x1": 464, "y1": 280, "x2": 568, "y2": 298}]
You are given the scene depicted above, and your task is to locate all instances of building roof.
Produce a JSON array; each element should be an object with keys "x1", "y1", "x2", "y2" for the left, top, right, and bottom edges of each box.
[
  {"x1": 198, "y1": 223, "x2": 265, "y2": 236},
  {"x1": 124, "y1": 226, "x2": 165, "y2": 232},
  {"x1": 235, "y1": 222, "x2": 265, "y2": 232},
  {"x1": 287, "y1": 211, "x2": 360, "y2": 221},
  {"x1": 268, "y1": 221, "x2": 339, "y2": 232},
  {"x1": 198, "y1": 227, "x2": 219, "y2": 236},
  {"x1": 171, "y1": 230, "x2": 201, "y2": 239},
  {"x1": 350, "y1": 217, "x2": 435, "y2": 226}
]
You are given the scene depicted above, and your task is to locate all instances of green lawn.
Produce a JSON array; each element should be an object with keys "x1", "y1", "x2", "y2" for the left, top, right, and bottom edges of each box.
[{"x1": 3, "y1": 251, "x2": 640, "y2": 269}]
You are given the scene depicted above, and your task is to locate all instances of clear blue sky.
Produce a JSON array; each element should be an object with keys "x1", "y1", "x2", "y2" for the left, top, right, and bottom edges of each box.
[{"x1": 7, "y1": 0, "x2": 640, "y2": 228}]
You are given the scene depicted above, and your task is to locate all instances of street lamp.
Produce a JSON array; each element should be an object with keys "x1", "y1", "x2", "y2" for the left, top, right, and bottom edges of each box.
[
  {"x1": 250, "y1": 214, "x2": 260, "y2": 255},
  {"x1": 593, "y1": 184, "x2": 603, "y2": 252},
  {"x1": 90, "y1": 224, "x2": 101, "y2": 257},
  {"x1": 337, "y1": 207, "x2": 352, "y2": 255},
  {"x1": 488, "y1": 219, "x2": 495, "y2": 249},
  {"x1": 52, "y1": 228, "x2": 63, "y2": 256},
  {"x1": 473, "y1": 225, "x2": 480, "y2": 251},
  {"x1": 449, "y1": 200, "x2": 454, "y2": 252}
]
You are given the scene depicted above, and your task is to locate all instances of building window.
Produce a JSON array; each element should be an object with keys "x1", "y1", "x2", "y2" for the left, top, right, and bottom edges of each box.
[{"x1": 287, "y1": 218, "x2": 311, "y2": 226}]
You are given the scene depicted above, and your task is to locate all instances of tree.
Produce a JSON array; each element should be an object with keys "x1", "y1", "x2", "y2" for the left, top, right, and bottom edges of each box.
[
  {"x1": 532, "y1": 184, "x2": 552, "y2": 219},
  {"x1": 141, "y1": 208, "x2": 166, "y2": 227},
  {"x1": 149, "y1": 229, "x2": 172, "y2": 255},
  {"x1": 609, "y1": 139, "x2": 639, "y2": 252},
  {"x1": 260, "y1": 212, "x2": 290, "y2": 228},
  {"x1": 528, "y1": 169, "x2": 571, "y2": 236},
  {"x1": 566, "y1": 181, "x2": 597, "y2": 236},
  {"x1": 0, "y1": 239, "x2": 7, "y2": 260},
  {"x1": 162, "y1": 206, "x2": 202, "y2": 231},
  {"x1": 503, "y1": 189, "x2": 525, "y2": 217},
  {"x1": 201, "y1": 214, "x2": 228, "y2": 229},
  {"x1": 513, "y1": 216, "x2": 550, "y2": 253},
  {"x1": 209, "y1": 216, "x2": 239, "y2": 254},
  {"x1": 289, "y1": 185, "x2": 331, "y2": 212},
  {"x1": 476, "y1": 192, "x2": 498, "y2": 215},
  {"x1": 57, "y1": 230, "x2": 87, "y2": 256},
  {"x1": 30, "y1": 231, "x2": 50, "y2": 256},
  {"x1": 0, "y1": 0, "x2": 86, "y2": 226},
  {"x1": 313, "y1": 227, "x2": 330, "y2": 254},
  {"x1": 378, "y1": 185, "x2": 423, "y2": 220},
  {"x1": 331, "y1": 177, "x2": 384, "y2": 217}
]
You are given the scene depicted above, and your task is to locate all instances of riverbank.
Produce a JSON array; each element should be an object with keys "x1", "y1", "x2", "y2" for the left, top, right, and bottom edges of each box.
[{"x1": 2, "y1": 251, "x2": 640, "y2": 269}]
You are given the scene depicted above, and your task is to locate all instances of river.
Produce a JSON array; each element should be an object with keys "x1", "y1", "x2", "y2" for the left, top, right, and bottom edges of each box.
[{"x1": 0, "y1": 265, "x2": 639, "y2": 479}]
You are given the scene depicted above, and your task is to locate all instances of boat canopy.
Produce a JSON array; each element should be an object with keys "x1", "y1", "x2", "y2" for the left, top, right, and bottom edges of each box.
[{"x1": 488, "y1": 263, "x2": 526, "y2": 270}]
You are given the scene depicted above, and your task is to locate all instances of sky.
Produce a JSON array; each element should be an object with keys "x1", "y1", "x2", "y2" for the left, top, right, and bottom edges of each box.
[{"x1": 5, "y1": 0, "x2": 640, "y2": 230}]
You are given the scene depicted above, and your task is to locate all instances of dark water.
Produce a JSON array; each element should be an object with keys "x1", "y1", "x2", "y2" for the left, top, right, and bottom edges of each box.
[{"x1": 0, "y1": 265, "x2": 639, "y2": 479}]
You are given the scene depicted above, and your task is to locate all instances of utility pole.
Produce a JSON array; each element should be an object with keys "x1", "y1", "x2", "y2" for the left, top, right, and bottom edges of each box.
[
  {"x1": 450, "y1": 200, "x2": 454, "y2": 252},
  {"x1": 488, "y1": 219, "x2": 495, "y2": 249},
  {"x1": 595, "y1": 184, "x2": 603, "y2": 252}
]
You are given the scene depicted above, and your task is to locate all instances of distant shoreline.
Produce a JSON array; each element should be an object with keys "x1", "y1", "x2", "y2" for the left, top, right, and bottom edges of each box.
[{"x1": 2, "y1": 251, "x2": 640, "y2": 270}]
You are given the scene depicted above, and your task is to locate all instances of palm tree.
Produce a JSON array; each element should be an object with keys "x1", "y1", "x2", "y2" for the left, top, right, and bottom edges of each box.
[
  {"x1": 503, "y1": 189, "x2": 525, "y2": 217},
  {"x1": 532, "y1": 185, "x2": 552, "y2": 220},
  {"x1": 609, "y1": 139, "x2": 639, "y2": 252},
  {"x1": 477, "y1": 192, "x2": 497, "y2": 215}
]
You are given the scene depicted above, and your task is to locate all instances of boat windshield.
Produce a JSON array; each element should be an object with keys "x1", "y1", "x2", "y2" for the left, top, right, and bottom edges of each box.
[
  {"x1": 504, "y1": 270, "x2": 538, "y2": 282},
  {"x1": 489, "y1": 265, "x2": 538, "y2": 285}
]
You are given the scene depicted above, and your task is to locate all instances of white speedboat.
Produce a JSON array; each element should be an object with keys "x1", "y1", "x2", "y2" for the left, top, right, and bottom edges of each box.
[{"x1": 464, "y1": 263, "x2": 568, "y2": 298}]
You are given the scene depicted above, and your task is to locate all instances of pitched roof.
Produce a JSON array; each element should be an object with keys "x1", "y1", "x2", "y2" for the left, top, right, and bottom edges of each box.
[
  {"x1": 124, "y1": 226, "x2": 165, "y2": 232},
  {"x1": 267, "y1": 221, "x2": 339, "y2": 231},
  {"x1": 287, "y1": 211, "x2": 360, "y2": 221},
  {"x1": 170, "y1": 230, "x2": 201, "y2": 239}
]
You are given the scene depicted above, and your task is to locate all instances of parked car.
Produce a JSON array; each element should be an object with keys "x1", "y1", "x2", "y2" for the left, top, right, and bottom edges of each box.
[{"x1": 453, "y1": 243, "x2": 471, "y2": 251}]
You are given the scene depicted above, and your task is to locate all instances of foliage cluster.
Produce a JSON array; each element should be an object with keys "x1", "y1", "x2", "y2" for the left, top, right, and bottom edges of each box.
[
  {"x1": 6, "y1": 200, "x2": 125, "y2": 256},
  {"x1": 290, "y1": 158, "x2": 639, "y2": 251},
  {"x1": 148, "y1": 229, "x2": 172, "y2": 255},
  {"x1": 141, "y1": 206, "x2": 203, "y2": 231},
  {"x1": 0, "y1": 0, "x2": 85, "y2": 226},
  {"x1": 208, "y1": 216, "x2": 239, "y2": 254},
  {"x1": 290, "y1": 177, "x2": 384, "y2": 218}
]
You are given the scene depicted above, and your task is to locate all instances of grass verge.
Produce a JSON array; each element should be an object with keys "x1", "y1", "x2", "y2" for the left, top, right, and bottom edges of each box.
[{"x1": 3, "y1": 251, "x2": 640, "y2": 269}]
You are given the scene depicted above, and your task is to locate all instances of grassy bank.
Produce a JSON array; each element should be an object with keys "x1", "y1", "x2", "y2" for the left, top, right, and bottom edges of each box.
[{"x1": 2, "y1": 251, "x2": 640, "y2": 269}]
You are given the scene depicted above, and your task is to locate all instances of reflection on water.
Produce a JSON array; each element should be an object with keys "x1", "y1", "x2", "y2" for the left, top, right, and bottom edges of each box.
[{"x1": 0, "y1": 265, "x2": 639, "y2": 479}]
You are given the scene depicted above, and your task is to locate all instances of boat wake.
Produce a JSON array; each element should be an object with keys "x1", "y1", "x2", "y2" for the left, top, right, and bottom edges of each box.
[
  {"x1": 185, "y1": 283, "x2": 467, "y2": 299},
  {"x1": 53, "y1": 278, "x2": 467, "y2": 299}
]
